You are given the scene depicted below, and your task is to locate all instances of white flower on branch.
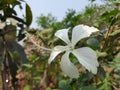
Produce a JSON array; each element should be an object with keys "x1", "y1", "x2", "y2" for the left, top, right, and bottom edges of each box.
[{"x1": 48, "y1": 24, "x2": 99, "y2": 78}]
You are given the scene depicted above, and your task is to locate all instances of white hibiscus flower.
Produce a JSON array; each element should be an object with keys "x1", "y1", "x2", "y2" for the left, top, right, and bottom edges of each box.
[{"x1": 48, "y1": 24, "x2": 99, "y2": 78}]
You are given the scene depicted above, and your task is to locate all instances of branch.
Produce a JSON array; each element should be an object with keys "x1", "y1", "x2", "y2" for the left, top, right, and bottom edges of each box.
[{"x1": 26, "y1": 32, "x2": 52, "y2": 51}]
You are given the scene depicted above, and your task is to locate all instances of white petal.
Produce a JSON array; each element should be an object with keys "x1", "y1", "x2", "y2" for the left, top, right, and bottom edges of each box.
[
  {"x1": 60, "y1": 52, "x2": 79, "y2": 78},
  {"x1": 72, "y1": 47, "x2": 99, "y2": 74},
  {"x1": 55, "y1": 29, "x2": 70, "y2": 44},
  {"x1": 48, "y1": 46, "x2": 69, "y2": 64},
  {"x1": 71, "y1": 24, "x2": 99, "y2": 46}
]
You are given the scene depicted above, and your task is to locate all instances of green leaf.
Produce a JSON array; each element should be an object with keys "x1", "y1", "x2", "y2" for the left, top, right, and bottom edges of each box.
[
  {"x1": 12, "y1": 41, "x2": 28, "y2": 63},
  {"x1": 23, "y1": 85, "x2": 30, "y2": 90},
  {"x1": 97, "y1": 51, "x2": 107, "y2": 57},
  {"x1": 102, "y1": 9, "x2": 119, "y2": 18},
  {"x1": 114, "y1": 52, "x2": 120, "y2": 61},
  {"x1": 98, "y1": 73, "x2": 111, "y2": 90},
  {"x1": 59, "y1": 80, "x2": 72, "y2": 90},
  {"x1": 45, "y1": 87, "x2": 51, "y2": 90},
  {"x1": 112, "y1": 0, "x2": 120, "y2": 4},
  {"x1": 86, "y1": 38, "x2": 100, "y2": 47},
  {"x1": 80, "y1": 86, "x2": 97, "y2": 90},
  {"x1": 109, "y1": 30, "x2": 120, "y2": 36},
  {"x1": 101, "y1": 9, "x2": 119, "y2": 25},
  {"x1": 97, "y1": 66, "x2": 106, "y2": 81},
  {"x1": 32, "y1": 76, "x2": 41, "y2": 80},
  {"x1": 23, "y1": 64, "x2": 32, "y2": 68},
  {"x1": 26, "y1": 3, "x2": 32, "y2": 26},
  {"x1": 4, "y1": 25, "x2": 16, "y2": 40}
]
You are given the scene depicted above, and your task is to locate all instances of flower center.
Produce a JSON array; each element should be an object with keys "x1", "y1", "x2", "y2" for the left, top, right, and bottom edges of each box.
[{"x1": 69, "y1": 44, "x2": 74, "y2": 51}]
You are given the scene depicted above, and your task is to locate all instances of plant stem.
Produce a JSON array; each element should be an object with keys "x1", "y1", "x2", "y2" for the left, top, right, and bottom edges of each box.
[{"x1": 26, "y1": 32, "x2": 52, "y2": 51}]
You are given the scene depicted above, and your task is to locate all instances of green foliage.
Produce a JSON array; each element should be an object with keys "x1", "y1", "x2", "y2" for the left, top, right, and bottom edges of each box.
[
  {"x1": 0, "y1": 0, "x2": 33, "y2": 89},
  {"x1": 23, "y1": 85, "x2": 31, "y2": 90},
  {"x1": 80, "y1": 86, "x2": 97, "y2": 90},
  {"x1": 86, "y1": 38, "x2": 100, "y2": 49},
  {"x1": 26, "y1": 3, "x2": 33, "y2": 27},
  {"x1": 110, "y1": 52, "x2": 120, "y2": 74},
  {"x1": 12, "y1": 41, "x2": 28, "y2": 63},
  {"x1": 62, "y1": 9, "x2": 77, "y2": 28},
  {"x1": 98, "y1": 73, "x2": 112, "y2": 90},
  {"x1": 109, "y1": 29, "x2": 120, "y2": 36},
  {"x1": 59, "y1": 80, "x2": 72, "y2": 90},
  {"x1": 36, "y1": 13, "x2": 57, "y2": 29},
  {"x1": 101, "y1": 9, "x2": 119, "y2": 26}
]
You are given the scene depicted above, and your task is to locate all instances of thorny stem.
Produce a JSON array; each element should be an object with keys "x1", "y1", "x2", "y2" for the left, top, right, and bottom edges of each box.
[{"x1": 26, "y1": 32, "x2": 52, "y2": 51}]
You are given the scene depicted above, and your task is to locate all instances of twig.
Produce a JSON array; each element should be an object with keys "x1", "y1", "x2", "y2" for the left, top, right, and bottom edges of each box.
[{"x1": 26, "y1": 32, "x2": 52, "y2": 51}]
